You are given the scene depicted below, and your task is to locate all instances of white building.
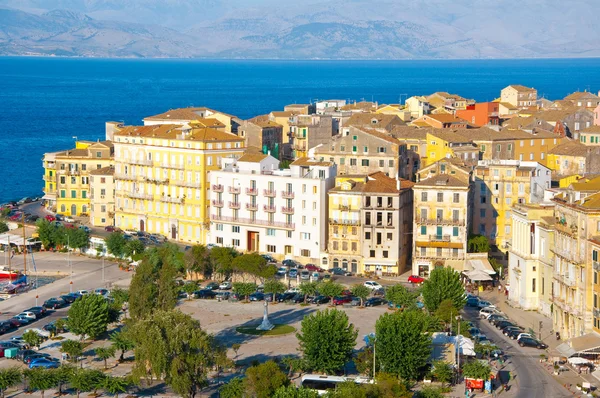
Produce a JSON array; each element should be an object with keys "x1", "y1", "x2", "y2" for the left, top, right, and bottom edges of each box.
[
  {"x1": 208, "y1": 153, "x2": 337, "y2": 262},
  {"x1": 316, "y1": 100, "x2": 347, "y2": 114}
]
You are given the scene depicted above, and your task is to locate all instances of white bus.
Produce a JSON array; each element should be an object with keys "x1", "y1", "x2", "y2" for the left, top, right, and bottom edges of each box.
[{"x1": 300, "y1": 374, "x2": 372, "y2": 395}]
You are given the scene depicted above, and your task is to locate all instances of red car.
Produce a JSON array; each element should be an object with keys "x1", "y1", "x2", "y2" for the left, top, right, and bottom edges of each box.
[
  {"x1": 105, "y1": 226, "x2": 121, "y2": 232},
  {"x1": 45, "y1": 215, "x2": 55, "y2": 222},
  {"x1": 332, "y1": 296, "x2": 352, "y2": 306},
  {"x1": 63, "y1": 223, "x2": 76, "y2": 229},
  {"x1": 408, "y1": 275, "x2": 425, "y2": 284},
  {"x1": 305, "y1": 264, "x2": 319, "y2": 272}
]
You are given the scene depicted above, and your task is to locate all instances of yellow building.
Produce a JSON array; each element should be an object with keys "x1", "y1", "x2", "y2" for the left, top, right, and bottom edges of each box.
[
  {"x1": 424, "y1": 130, "x2": 479, "y2": 167},
  {"x1": 579, "y1": 125, "x2": 600, "y2": 146},
  {"x1": 113, "y1": 122, "x2": 245, "y2": 244},
  {"x1": 89, "y1": 166, "x2": 115, "y2": 227},
  {"x1": 143, "y1": 107, "x2": 238, "y2": 133},
  {"x1": 547, "y1": 140, "x2": 589, "y2": 180},
  {"x1": 48, "y1": 141, "x2": 114, "y2": 217},
  {"x1": 42, "y1": 151, "x2": 60, "y2": 211}
]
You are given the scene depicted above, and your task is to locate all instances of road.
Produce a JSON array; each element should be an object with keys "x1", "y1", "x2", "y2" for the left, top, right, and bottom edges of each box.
[{"x1": 464, "y1": 307, "x2": 571, "y2": 398}]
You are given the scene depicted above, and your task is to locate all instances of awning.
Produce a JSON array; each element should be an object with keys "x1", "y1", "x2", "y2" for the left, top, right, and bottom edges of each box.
[
  {"x1": 556, "y1": 332, "x2": 600, "y2": 357},
  {"x1": 463, "y1": 269, "x2": 493, "y2": 281},
  {"x1": 466, "y1": 258, "x2": 496, "y2": 275},
  {"x1": 568, "y1": 357, "x2": 591, "y2": 365},
  {"x1": 0, "y1": 234, "x2": 36, "y2": 246},
  {"x1": 41, "y1": 194, "x2": 56, "y2": 200},
  {"x1": 415, "y1": 241, "x2": 464, "y2": 249}
]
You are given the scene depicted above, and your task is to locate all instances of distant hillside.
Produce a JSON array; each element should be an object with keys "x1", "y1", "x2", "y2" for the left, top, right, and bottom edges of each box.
[{"x1": 1, "y1": 0, "x2": 600, "y2": 59}]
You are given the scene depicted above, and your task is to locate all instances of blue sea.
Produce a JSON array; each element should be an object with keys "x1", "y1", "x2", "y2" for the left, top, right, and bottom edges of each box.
[{"x1": 1, "y1": 57, "x2": 600, "y2": 203}]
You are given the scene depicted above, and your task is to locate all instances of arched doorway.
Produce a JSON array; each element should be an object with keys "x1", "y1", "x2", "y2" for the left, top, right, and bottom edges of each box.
[
  {"x1": 140, "y1": 220, "x2": 145, "y2": 232},
  {"x1": 70, "y1": 204, "x2": 76, "y2": 216},
  {"x1": 342, "y1": 259, "x2": 348, "y2": 270},
  {"x1": 333, "y1": 258, "x2": 339, "y2": 268},
  {"x1": 60, "y1": 205, "x2": 66, "y2": 213}
]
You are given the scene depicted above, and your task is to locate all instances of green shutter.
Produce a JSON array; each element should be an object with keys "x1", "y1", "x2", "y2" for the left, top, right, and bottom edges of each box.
[
  {"x1": 420, "y1": 226, "x2": 427, "y2": 235},
  {"x1": 453, "y1": 227, "x2": 459, "y2": 237}
]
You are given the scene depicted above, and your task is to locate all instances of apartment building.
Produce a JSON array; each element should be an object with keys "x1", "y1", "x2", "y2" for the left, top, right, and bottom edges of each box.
[
  {"x1": 344, "y1": 113, "x2": 404, "y2": 133},
  {"x1": 500, "y1": 85, "x2": 538, "y2": 110},
  {"x1": 48, "y1": 141, "x2": 114, "y2": 217},
  {"x1": 208, "y1": 154, "x2": 336, "y2": 263},
  {"x1": 473, "y1": 160, "x2": 551, "y2": 252},
  {"x1": 42, "y1": 151, "x2": 61, "y2": 211},
  {"x1": 143, "y1": 107, "x2": 239, "y2": 133},
  {"x1": 547, "y1": 140, "x2": 590, "y2": 179},
  {"x1": 327, "y1": 172, "x2": 414, "y2": 276},
  {"x1": 424, "y1": 129, "x2": 479, "y2": 167},
  {"x1": 412, "y1": 159, "x2": 472, "y2": 276},
  {"x1": 112, "y1": 123, "x2": 245, "y2": 244},
  {"x1": 456, "y1": 102, "x2": 500, "y2": 127},
  {"x1": 427, "y1": 92, "x2": 469, "y2": 111},
  {"x1": 315, "y1": 126, "x2": 402, "y2": 178},
  {"x1": 89, "y1": 166, "x2": 115, "y2": 227},
  {"x1": 238, "y1": 116, "x2": 284, "y2": 158},
  {"x1": 405, "y1": 96, "x2": 431, "y2": 119},
  {"x1": 563, "y1": 91, "x2": 600, "y2": 109},
  {"x1": 289, "y1": 114, "x2": 333, "y2": 158}
]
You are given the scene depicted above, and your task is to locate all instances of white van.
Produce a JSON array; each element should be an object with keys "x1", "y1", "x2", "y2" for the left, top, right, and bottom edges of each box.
[{"x1": 479, "y1": 307, "x2": 498, "y2": 319}]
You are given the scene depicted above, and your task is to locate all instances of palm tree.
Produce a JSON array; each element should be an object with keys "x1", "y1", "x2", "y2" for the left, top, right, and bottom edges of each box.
[
  {"x1": 109, "y1": 331, "x2": 134, "y2": 361},
  {"x1": 95, "y1": 346, "x2": 116, "y2": 369},
  {"x1": 102, "y1": 376, "x2": 130, "y2": 398},
  {"x1": 299, "y1": 281, "x2": 318, "y2": 304}
]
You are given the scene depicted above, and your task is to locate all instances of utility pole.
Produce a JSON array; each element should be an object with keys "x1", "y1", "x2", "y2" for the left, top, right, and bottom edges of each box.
[
  {"x1": 67, "y1": 234, "x2": 72, "y2": 293},
  {"x1": 21, "y1": 213, "x2": 26, "y2": 275},
  {"x1": 102, "y1": 255, "x2": 105, "y2": 285},
  {"x1": 372, "y1": 337, "x2": 376, "y2": 380}
]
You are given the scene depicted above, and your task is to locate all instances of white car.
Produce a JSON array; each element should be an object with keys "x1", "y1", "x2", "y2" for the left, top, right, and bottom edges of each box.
[
  {"x1": 286, "y1": 287, "x2": 300, "y2": 294},
  {"x1": 219, "y1": 281, "x2": 232, "y2": 290},
  {"x1": 19, "y1": 312, "x2": 37, "y2": 320},
  {"x1": 364, "y1": 281, "x2": 383, "y2": 290},
  {"x1": 479, "y1": 307, "x2": 498, "y2": 319},
  {"x1": 24, "y1": 328, "x2": 50, "y2": 338},
  {"x1": 64, "y1": 216, "x2": 75, "y2": 223},
  {"x1": 517, "y1": 333, "x2": 533, "y2": 341},
  {"x1": 77, "y1": 290, "x2": 90, "y2": 296}
]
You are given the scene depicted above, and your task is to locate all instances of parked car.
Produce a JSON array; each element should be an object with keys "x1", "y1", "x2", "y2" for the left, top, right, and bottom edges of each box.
[
  {"x1": 219, "y1": 281, "x2": 232, "y2": 290},
  {"x1": 289, "y1": 269, "x2": 298, "y2": 278},
  {"x1": 17, "y1": 197, "x2": 32, "y2": 205},
  {"x1": 332, "y1": 296, "x2": 352, "y2": 306},
  {"x1": 311, "y1": 272, "x2": 320, "y2": 281},
  {"x1": 193, "y1": 289, "x2": 216, "y2": 299},
  {"x1": 502, "y1": 325, "x2": 523, "y2": 335},
  {"x1": 468, "y1": 327, "x2": 481, "y2": 336},
  {"x1": 516, "y1": 332, "x2": 533, "y2": 341},
  {"x1": 322, "y1": 274, "x2": 331, "y2": 281},
  {"x1": 330, "y1": 267, "x2": 350, "y2": 276},
  {"x1": 518, "y1": 337, "x2": 547, "y2": 349},
  {"x1": 29, "y1": 358, "x2": 59, "y2": 369},
  {"x1": 507, "y1": 329, "x2": 524, "y2": 340},
  {"x1": 8, "y1": 317, "x2": 28, "y2": 327},
  {"x1": 215, "y1": 291, "x2": 230, "y2": 300},
  {"x1": 365, "y1": 297, "x2": 386, "y2": 307},
  {"x1": 495, "y1": 320, "x2": 517, "y2": 330},
  {"x1": 60, "y1": 293, "x2": 79, "y2": 304},
  {"x1": 291, "y1": 293, "x2": 306, "y2": 303},
  {"x1": 477, "y1": 300, "x2": 495, "y2": 309},
  {"x1": 300, "y1": 271, "x2": 310, "y2": 280},
  {"x1": 249, "y1": 292, "x2": 265, "y2": 302},
  {"x1": 466, "y1": 297, "x2": 480, "y2": 307},
  {"x1": 479, "y1": 307, "x2": 498, "y2": 319},
  {"x1": 364, "y1": 281, "x2": 383, "y2": 290},
  {"x1": 0, "y1": 321, "x2": 17, "y2": 334},
  {"x1": 64, "y1": 216, "x2": 75, "y2": 223},
  {"x1": 78, "y1": 225, "x2": 90, "y2": 233},
  {"x1": 277, "y1": 292, "x2": 297, "y2": 302},
  {"x1": 43, "y1": 298, "x2": 66, "y2": 309},
  {"x1": 76, "y1": 290, "x2": 90, "y2": 296},
  {"x1": 16, "y1": 349, "x2": 37, "y2": 361},
  {"x1": 104, "y1": 226, "x2": 120, "y2": 232},
  {"x1": 351, "y1": 297, "x2": 362, "y2": 306},
  {"x1": 407, "y1": 275, "x2": 425, "y2": 284},
  {"x1": 261, "y1": 254, "x2": 276, "y2": 263},
  {"x1": 276, "y1": 267, "x2": 288, "y2": 277},
  {"x1": 23, "y1": 353, "x2": 51, "y2": 364},
  {"x1": 94, "y1": 288, "x2": 110, "y2": 297},
  {"x1": 311, "y1": 295, "x2": 329, "y2": 304},
  {"x1": 18, "y1": 312, "x2": 37, "y2": 321},
  {"x1": 26, "y1": 307, "x2": 47, "y2": 318},
  {"x1": 205, "y1": 282, "x2": 220, "y2": 290},
  {"x1": 489, "y1": 316, "x2": 509, "y2": 326},
  {"x1": 282, "y1": 259, "x2": 299, "y2": 268},
  {"x1": 54, "y1": 214, "x2": 65, "y2": 221}
]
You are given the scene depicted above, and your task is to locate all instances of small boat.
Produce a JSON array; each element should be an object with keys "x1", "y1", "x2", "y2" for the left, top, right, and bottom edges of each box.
[{"x1": 0, "y1": 266, "x2": 21, "y2": 280}]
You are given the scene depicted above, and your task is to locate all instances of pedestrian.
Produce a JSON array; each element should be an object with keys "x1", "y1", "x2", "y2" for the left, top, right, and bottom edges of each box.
[{"x1": 498, "y1": 284, "x2": 502, "y2": 293}]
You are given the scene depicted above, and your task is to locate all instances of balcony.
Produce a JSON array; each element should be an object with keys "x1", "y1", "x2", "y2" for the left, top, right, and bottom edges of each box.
[
  {"x1": 143, "y1": 176, "x2": 169, "y2": 185},
  {"x1": 553, "y1": 273, "x2": 576, "y2": 288},
  {"x1": 551, "y1": 247, "x2": 584, "y2": 265},
  {"x1": 129, "y1": 158, "x2": 153, "y2": 166},
  {"x1": 229, "y1": 186, "x2": 240, "y2": 194},
  {"x1": 115, "y1": 173, "x2": 139, "y2": 181},
  {"x1": 246, "y1": 203, "x2": 258, "y2": 211},
  {"x1": 212, "y1": 200, "x2": 224, "y2": 207},
  {"x1": 294, "y1": 132, "x2": 307, "y2": 139},
  {"x1": 282, "y1": 207, "x2": 295, "y2": 214},
  {"x1": 429, "y1": 234, "x2": 451, "y2": 242},
  {"x1": 229, "y1": 201, "x2": 241, "y2": 209},
  {"x1": 43, "y1": 175, "x2": 54, "y2": 181},
  {"x1": 263, "y1": 189, "x2": 276, "y2": 197},
  {"x1": 210, "y1": 214, "x2": 294, "y2": 230},
  {"x1": 246, "y1": 188, "x2": 258, "y2": 195},
  {"x1": 339, "y1": 205, "x2": 352, "y2": 211},
  {"x1": 263, "y1": 205, "x2": 276, "y2": 213},
  {"x1": 212, "y1": 184, "x2": 224, "y2": 192},
  {"x1": 172, "y1": 180, "x2": 201, "y2": 188},
  {"x1": 127, "y1": 192, "x2": 153, "y2": 200},
  {"x1": 293, "y1": 143, "x2": 307, "y2": 151},
  {"x1": 281, "y1": 191, "x2": 295, "y2": 199},
  {"x1": 159, "y1": 196, "x2": 184, "y2": 204},
  {"x1": 161, "y1": 163, "x2": 185, "y2": 170},
  {"x1": 329, "y1": 218, "x2": 360, "y2": 226},
  {"x1": 417, "y1": 217, "x2": 465, "y2": 226}
]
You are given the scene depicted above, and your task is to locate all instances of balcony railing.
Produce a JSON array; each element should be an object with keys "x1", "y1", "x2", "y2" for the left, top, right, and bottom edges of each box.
[
  {"x1": 263, "y1": 189, "x2": 276, "y2": 197},
  {"x1": 210, "y1": 214, "x2": 294, "y2": 230},
  {"x1": 282, "y1": 207, "x2": 295, "y2": 214},
  {"x1": 159, "y1": 196, "x2": 184, "y2": 204},
  {"x1": 429, "y1": 234, "x2": 451, "y2": 242},
  {"x1": 551, "y1": 247, "x2": 584, "y2": 265},
  {"x1": 172, "y1": 180, "x2": 201, "y2": 188},
  {"x1": 246, "y1": 203, "x2": 258, "y2": 211},
  {"x1": 229, "y1": 201, "x2": 241, "y2": 209},
  {"x1": 281, "y1": 191, "x2": 295, "y2": 199},
  {"x1": 115, "y1": 173, "x2": 138, "y2": 181},
  {"x1": 246, "y1": 188, "x2": 258, "y2": 195},
  {"x1": 212, "y1": 200, "x2": 224, "y2": 207},
  {"x1": 417, "y1": 217, "x2": 465, "y2": 226},
  {"x1": 293, "y1": 144, "x2": 307, "y2": 151},
  {"x1": 229, "y1": 186, "x2": 240, "y2": 194},
  {"x1": 161, "y1": 163, "x2": 185, "y2": 170},
  {"x1": 294, "y1": 132, "x2": 307, "y2": 139},
  {"x1": 128, "y1": 158, "x2": 153, "y2": 166},
  {"x1": 263, "y1": 205, "x2": 276, "y2": 213},
  {"x1": 553, "y1": 273, "x2": 576, "y2": 287},
  {"x1": 329, "y1": 218, "x2": 360, "y2": 226},
  {"x1": 339, "y1": 205, "x2": 352, "y2": 211},
  {"x1": 127, "y1": 192, "x2": 153, "y2": 200},
  {"x1": 212, "y1": 184, "x2": 224, "y2": 192}
]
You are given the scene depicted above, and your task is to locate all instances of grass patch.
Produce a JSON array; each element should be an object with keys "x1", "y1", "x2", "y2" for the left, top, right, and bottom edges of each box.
[{"x1": 236, "y1": 324, "x2": 296, "y2": 336}]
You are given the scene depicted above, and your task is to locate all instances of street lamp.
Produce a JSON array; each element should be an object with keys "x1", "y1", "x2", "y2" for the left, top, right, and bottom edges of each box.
[
  {"x1": 455, "y1": 315, "x2": 465, "y2": 397},
  {"x1": 66, "y1": 234, "x2": 72, "y2": 292}
]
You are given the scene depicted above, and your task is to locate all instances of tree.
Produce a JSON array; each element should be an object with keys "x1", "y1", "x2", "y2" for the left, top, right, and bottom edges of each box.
[
  {"x1": 36, "y1": 219, "x2": 57, "y2": 249},
  {"x1": 95, "y1": 346, "x2": 116, "y2": 369},
  {"x1": 69, "y1": 369, "x2": 101, "y2": 398},
  {"x1": 210, "y1": 246, "x2": 238, "y2": 279},
  {"x1": 421, "y1": 267, "x2": 466, "y2": 312},
  {"x1": 233, "y1": 282, "x2": 257, "y2": 302},
  {"x1": 110, "y1": 288, "x2": 129, "y2": 309},
  {"x1": 61, "y1": 340, "x2": 84, "y2": 363},
  {"x1": 299, "y1": 281, "x2": 318, "y2": 304},
  {"x1": 129, "y1": 310, "x2": 217, "y2": 397},
  {"x1": 354, "y1": 347, "x2": 375, "y2": 376},
  {"x1": 25, "y1": 367, "x2": 58, "y2": 398},
  {"x1": 156, "y1": 248, "x2": 179, "y2": 312},
  {"x1": 415, "y1": 386, "x2": 444, "y2": 398},
  {"x1": 67, "y1": 293, "x2": 110, "y2": 339},
  {"x1": 434, "y1": 299, "x2": 461, "y2": 332},
  {"x1": 468, "y1": 234, "x2": 491, "y2": 253},
  {"x1": 55, "y1": 318, "x2": 67, "y2": 334},
  {"x1": 273, "y1": 385, "x2": 319, "y2": 398},
  {"x1": 66, "y1": 227, "x2": 89, "y2": 250},
  {"x1": 123, "y1": 239, "x2": 145, "y2": 259},
  {"x1": 365, "y1": 373, "x2": 412, "y2": 398},
  {"x1": 54, "y1": 365, "x2": 75, "y2": 396},
  {"x1": 317, "y1": 281, "x2": 344, "y2": 306},
  {"x1": 297, "y1": 309, "x2": 357, "y2": 374},
  {"x1": 385, "y1": 284, "x2": 418, "y2": 310},
  {"x1": 128, "y1": 256, "x2": 158, "y2": 320},
  {"x1": 0, "y1": 222, "x2": 8, "y2": 233},
  {"x1": 232, "y1": 253, "x2": 275, "y2": 282},
  {"x1": 184, "y1": 245, "x2": 212, "y2": 279},
  {"x1": 475, "y1": 343, "x2": 499, "y2": 360},
  {"x1": 110, "y1": 330, "x2": 135, "y2": 361},
  {"x1": 183, "y1": 282, "x2": 198, "y2": 299},
  {"x1": 462, "y1": 361, "x2": 491, "y2": 381},
  {"x1": 244, "y1": 360, "x2": 289, "y2": 398},
  {"x1": 0, "y1": 367, "x2": 22, "y2": 398},
  {"x1": 375, "y1": 310, "x2": 432, "y2": 381},
  {"x1": 102, "y1": 376, "x2": 130, "y2": 398},
  {"x1": 432, "y1": 361, "x2": 453, "y2": 386},
  {"x1": 264, "y1": 279, "x2": 286, "y2": 302},
  {"x1": 22, "y1": 330, "x2": 43, "y2": 349},
  {"x1": 105, "y1": 232, "x2": 127, "y2": 258},
  {"x1": 351, "y1": 284, "x2": 370, "y2": 307},
  {"x1": 323, "y1": 381, "x2": 366, "y2": 398},
  {"x1": 219, "y1": 377, "x2": 244, "y2": 398}
]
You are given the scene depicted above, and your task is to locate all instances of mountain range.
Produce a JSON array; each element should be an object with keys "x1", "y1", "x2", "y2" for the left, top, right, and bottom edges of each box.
[{"x1": 1, "y1": 0, "x2": 599, "y2": 59}]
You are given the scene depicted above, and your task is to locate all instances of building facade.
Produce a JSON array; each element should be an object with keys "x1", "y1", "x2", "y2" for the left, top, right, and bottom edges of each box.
[
  {"x1": 500, "y1": 85, "x2": 538, "y2": 109},
  {"x1": 89, "y1": 166, "x2": 115, "y2": 227}
]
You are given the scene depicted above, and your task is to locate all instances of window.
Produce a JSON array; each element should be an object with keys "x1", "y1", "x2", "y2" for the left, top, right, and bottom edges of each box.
[
  {"x1": 493, "y1": 169, "x2": 499, "y2": 177},
  {"x1": 363, "y1": 146, "x2": 368, "y2": 153},
  {"x1": 480, "y1": 196, "x2": 486, "y2": 203},
  {"x1": 333, "y1": 241, "x2": 339, "y2": 250},
  {"x1": 370, "y1": 250, "x2": 375, "y2": 258},
  {"x1": 352, "y1": 135, "x2": 357, "y2": 141},
  {"x1": 506, "y1": 183, "x2": 512, "y2": 193},
  {"x1": 350, "y1": 159, "x2": 357, "y2": 166},
  {"x1": 266, "y1": 245, "x2": 276, "y2": 253},
  {"x1": 232, "y1": 239, "x2": 240, "y2": 247},
  {"x1": 379, "y1": 160, "x2": 384, "y2": 167},
  {"x1": 453, "y1": 193, "x2": 459, "y2": 203},
  {"x1": 388, "y1": 160, "x2": 394, "y2": 167},
  {"x1": 340, "y1": 145, "x2": 345, "y2": 151},
  {"x1": 532, "y1": 278, "x2": 536, "y2": 293},
  {"x1": 216, "y1": 224, "x2": 223, "y2": 231},
  {"x1": 301, "y1": 249, "x2": 310, "y2": 257},
  {"x1": 387, "y1": 233, "x2": 393, "y2": 241},
  {"x1": 480, "y1": 209, "x2": 486, "y2": 218},
  {"x1": 351, "y1": 242, "x2": 357, "y2": 251},
  {"x1": 365, "y1": 231, "x2": 371, "y2": 239},
  {"x1": 361, "y1": 159, "x2": 369, "y2": 166},
  {"x1": 267, "y1": 228, "x2": 275, "y2": 236},
  {"x1": 232, "y1": 226, "x2": 240, "y2": 233},
  {"x1": 300, "y1": 233, "x2": 311, "y2": 240},
  {"x1": 352, "y1": 146, "x2": 357, "y2": 152},
  {"x1": 71, "y1": 190, "x2": 76, "y2": 198},
  {"x1": 437, "y1": 192, "x2": 443, "y2": 202},
  {"x1": 421, "y1": 192, "x2": 428, "y2": 202},
  {"x1": 340, "y1": 158, "x2": 345, "y2": 165},
  {"x1": 595, "y1": 271, "x2": 598, "y2": 285},
  {"x1": 216, "y1": 237, "x2": 223, "y2": 244},
  {"x1": 383, "y1": 251, "x2": 388, "y2": 258},
  {"x1": 453, "y1": 227, "x2": 459, "y2": 237},
  {"x1": 420, "y1": 226, "x2": 427, "y2": 235}
]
